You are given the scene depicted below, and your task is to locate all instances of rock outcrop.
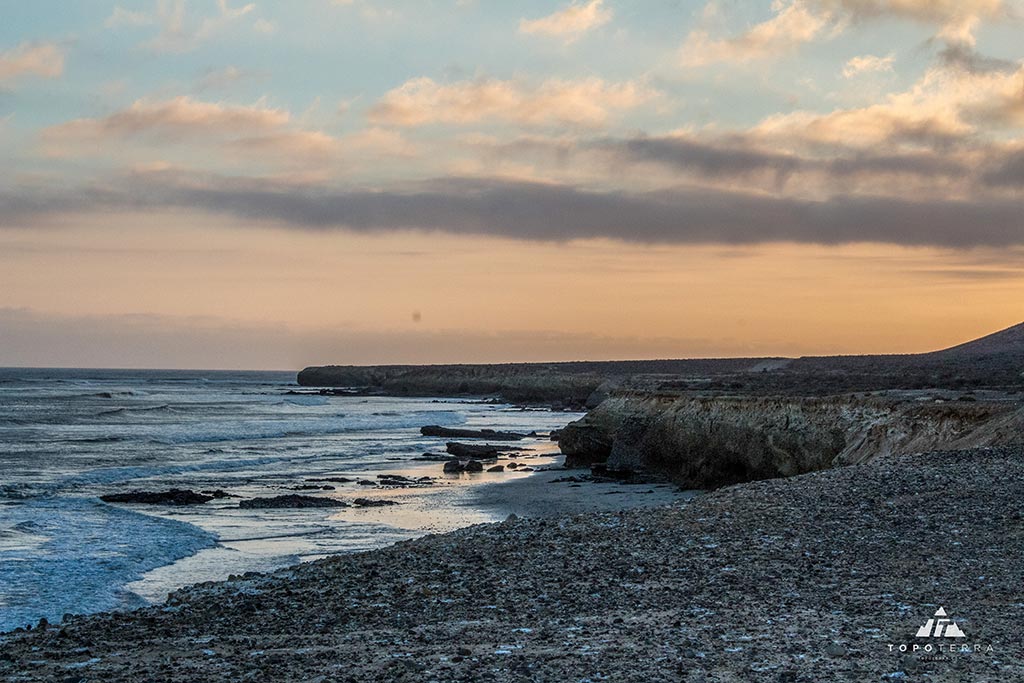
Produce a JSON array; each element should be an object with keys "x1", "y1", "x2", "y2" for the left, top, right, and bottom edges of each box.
[
  {"x1": 100, "y1": 489, "x2": 219, "y2": 505},
  {"x1": 239, "y1": 495, "x2": 349, "y2": 509},
  {"x1": 560, "y1": 395, "x2": 1024, "y2": 488},
  {"x1": 420, "y1": 426, "x2": 526, "y2": 440}
]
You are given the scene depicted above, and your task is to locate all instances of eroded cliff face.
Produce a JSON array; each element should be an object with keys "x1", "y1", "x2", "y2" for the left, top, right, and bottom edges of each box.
[{"x1": 560, "y1": 395, "x2": 1024, "y2": 488}]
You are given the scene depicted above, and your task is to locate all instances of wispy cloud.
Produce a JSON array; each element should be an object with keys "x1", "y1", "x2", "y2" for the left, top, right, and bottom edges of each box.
[
  {"x1": 680, "y1": 1, "x2": 835, "y2": 67},
  {"x1": 43, "y1": 96, "x2": 289, "y2": 143},
  {"x1": 842, "y1": 53, "x2": 895, "y2": 77},
  {"x1": 39, "y1": 96, "x2": 338, "y2": 167},
  {"x1": 104, "y1": 6, "x2": 153, "y2": 28},
  {"x1": 519, "y1": 0, "x2": 612, "y2": 42},
  {"x1": 369, "y1": 76, "x2": 656, "y2": 128},
  {"x1": 680, "y1": 0, "x2": 1015, "y2": 67},
  {"x1": 0, "y1": 41, "x2": 64, "y2": 83},
  {"x1": 106, "y1": 0, "x2": 259, "y2": 53}
]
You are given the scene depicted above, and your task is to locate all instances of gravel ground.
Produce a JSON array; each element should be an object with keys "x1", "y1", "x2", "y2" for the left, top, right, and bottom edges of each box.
[{"x1": 2, "y1": 447, "x2": 1023, "y2": 682}]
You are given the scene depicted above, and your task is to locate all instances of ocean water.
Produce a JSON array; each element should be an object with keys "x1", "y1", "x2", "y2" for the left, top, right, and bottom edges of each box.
[{"x1": 0, "y1": 368, "x2": 577, "y2": 632}]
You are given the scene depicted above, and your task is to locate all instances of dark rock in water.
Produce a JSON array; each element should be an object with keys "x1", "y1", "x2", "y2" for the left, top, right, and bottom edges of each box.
[
  {"x1": 420, "y1": 425, "x2": 526, "y2": 440},
  {"x1": 487, "y1": 465, "x2": 505, "y2": 472},
  {"x1": 507, "y1": 462, "x2": 519, "y2": 469},
  {"x1": 549, "y1": 429, "x2": 562, "y2": 441},
  {"x1": 100, "y1": 489, "x2": 213, "y2": 506},
  {"x1": 446, "y1": 442, "x2": 523, "y2": 459},
  {"x1": 200, "y1": 489, "x2": 232, "y2": 498},
  {"x1": 288, "y1": 484, "x2": 334, "y2": 491},
  {"x1": 306, "y1": 477, "x2": 354, "y2": 484},
  {"x1": 443, "y1": 460, "x2": 465, "y2": 473},
  {"x1": 353, "y1": 498, "x2": 399, "y2": 507},
  {"x1": 464, "y1": 460, "x2": 484, "y2": 472},
  {"x1": 239, "y1": 495, "x2": 349, "y2": 509},
  {"x1": 414, "y1": 452, "x2": 458, "y2": 462},
  {"x1": 357, "y1": 480, "x2": 376, "y2": 486}
]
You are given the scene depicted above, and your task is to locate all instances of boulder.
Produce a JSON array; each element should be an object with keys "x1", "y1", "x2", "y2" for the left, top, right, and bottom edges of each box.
[
  {"x1": 100, "y1": 489, "x2": 213, "y2": 506},
  {"x1": 443, "y1": 460, "x2": 465, "y2": 473},
  {"x1": 420, "y1": 426, "x2": 525, "y2": 440},
  {"x1": 464, "y1": 460, "x2": 484, "y2": 472},
  {"x1": 353, "y1": 498, "x2": 400, "y2": 507},
  {"x1": 487, "y1": 465, "x2": 505, "y2": 472}
]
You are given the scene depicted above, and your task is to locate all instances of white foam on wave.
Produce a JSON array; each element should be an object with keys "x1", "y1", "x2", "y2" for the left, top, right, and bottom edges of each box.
[
  {"x1": 0, "y1": 497, "x2": 216, "y2": 632},
  {"x1": 145, "y1": 409, "x2": 465, "y2": 445}
]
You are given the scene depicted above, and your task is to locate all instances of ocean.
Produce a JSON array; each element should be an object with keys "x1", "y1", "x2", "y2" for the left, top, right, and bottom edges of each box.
[{"x1": 0, "y1": 368, "x2": 576, "y2": 632}]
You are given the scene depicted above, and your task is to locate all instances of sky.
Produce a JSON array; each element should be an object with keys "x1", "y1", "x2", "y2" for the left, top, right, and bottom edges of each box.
[{"x1": 1, "y1": 0, "x2": 1023, "y2": 369}]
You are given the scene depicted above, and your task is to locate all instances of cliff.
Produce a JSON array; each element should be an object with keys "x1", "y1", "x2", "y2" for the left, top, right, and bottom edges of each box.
[
  {"x1": 296, "y1": 358, "x2": 781, "y2": 407},
  {"x1": 559, "y1": 394, "x2": 1024, "y2": 487},
  {"x1": 297, "y1": 322, "x2": 1024, "y2": 404}
]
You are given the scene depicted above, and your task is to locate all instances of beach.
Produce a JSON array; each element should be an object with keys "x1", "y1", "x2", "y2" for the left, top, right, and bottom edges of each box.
[{"x1": 3, "y1": 446, "x2": 1022, "y2": 681}]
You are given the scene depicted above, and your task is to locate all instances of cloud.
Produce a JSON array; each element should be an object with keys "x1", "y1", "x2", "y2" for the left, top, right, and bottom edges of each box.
[
  {"x1": 193, "y1": 65, "x2": 257, "y2": 92},
  {"x1": 937, "y1": 44, "x2": 1019, "y2": 74},
  {"x1": 39, "y1": 96, "x2": 339, "y2": 167},
  {"x1": 0, "y1": 42, "x2": 64, "y2": 82},
  {"x1": 369, "y1": 76, "x2": 656, "y2": 128},
  {"x1": 253, "y1": 18, "x2": 276, "y2": 34},
  {"x1": 4, "y1": 173, "x2": 1024, "y2": 249},
  {"x1": 982, "y1": 148, "x2": 1024, "y2": 186},
  {"x1": 817, "y1": 0, "x2": 1010, "y2": 25},
  {"x1": 753, "y1": 60, "x2": 1024, "y2": 150},
  {"x1": 680, "y1": 1, "x2": 835, "y2": 66},
  {"x1": 105, "y1": 6, "x2": 153, "y2": 28},
  {"x1": 108, "y1": 0, "x2": 258, "y2": 53},
  {"x1": 43, "y1": 96, "x2": 289, "y2": 145},
  {"x1": 680, "y1": 0, "x2": 1014, "y2": 67},
  {"x1": 519, "y1": 0, "x2": 612, "y2": 42},
  {"x1": 595, "y1": 134, "x2": 966, "y2": 188},
  {"x1": 842, "y1": 53, "x2": 895, "y2": 77}
]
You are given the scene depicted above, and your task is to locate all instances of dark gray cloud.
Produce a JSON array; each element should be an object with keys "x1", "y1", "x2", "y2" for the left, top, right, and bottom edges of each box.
[
  {"x1": 2, "y1": 173, "x2": 1023, "y2": 248},
  {"x1": 596, "y1": 136, "x2": 802, "y2": 183},
  {"x1": 588, "y1": 135, "x2": 968, "y2": 186},
  {"x1": 937, "y1": 44, "x2": 1020, "y2": 74},
  {"x1": 982, "y1": 149, "x2": 1024, "y2": 187}
]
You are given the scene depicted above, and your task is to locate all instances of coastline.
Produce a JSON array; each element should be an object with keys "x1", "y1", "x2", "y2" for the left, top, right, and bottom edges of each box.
[{"x1": 3, "y1": 447, "x2": 1021, "y2": 681}]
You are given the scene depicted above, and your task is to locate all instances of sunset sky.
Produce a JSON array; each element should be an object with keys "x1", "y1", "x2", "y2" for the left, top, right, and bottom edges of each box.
[{"x1": 2, "y1": 0, "x2": 1023, "y2": 369}]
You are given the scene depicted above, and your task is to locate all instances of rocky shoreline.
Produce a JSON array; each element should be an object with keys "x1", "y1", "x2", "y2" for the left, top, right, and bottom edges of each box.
[
  {"x1": 3, "y1": 446, "x2": 1022, "y2": 681},
  {"x1": 559, "y1": 392, "x2": 1024, "y2": 487}
]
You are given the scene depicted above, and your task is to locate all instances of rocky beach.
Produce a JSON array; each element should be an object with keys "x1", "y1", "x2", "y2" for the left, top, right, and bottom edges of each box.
[{"x1": 2, "y1": 446, "x2": 1022, "y2": 681}]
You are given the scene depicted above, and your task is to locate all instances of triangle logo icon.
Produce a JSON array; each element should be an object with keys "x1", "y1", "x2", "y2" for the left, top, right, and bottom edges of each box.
[{"x1": 915, "y1": 606, "x2": 966, "y2": 638}]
